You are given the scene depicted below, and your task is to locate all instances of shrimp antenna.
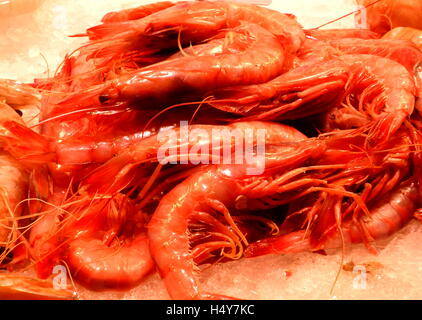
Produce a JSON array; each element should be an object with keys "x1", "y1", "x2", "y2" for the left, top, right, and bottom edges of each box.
[
  {"x1": 312, "y1": 0, "x2": 384, "y2": 30},
  {"x1": 330, "y1": 199, "x2": 346, "y2": 296}
]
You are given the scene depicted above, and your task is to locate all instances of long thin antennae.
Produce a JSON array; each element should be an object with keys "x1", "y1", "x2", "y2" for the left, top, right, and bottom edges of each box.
[{"x1": 312, "y1": 0, "x2": 384, "y2": 30}]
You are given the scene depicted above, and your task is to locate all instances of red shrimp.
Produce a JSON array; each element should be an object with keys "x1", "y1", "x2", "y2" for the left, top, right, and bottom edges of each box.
[
  {"x1": 0, "y1": 103, "x2": 232, "y2": 168},
  {"x1": 383, "y1": 27, "x2": 422, "y2": 50},
  {"x1": 82, "y1": 121, "x2": 308, "y2": 195},
  {"x1": 61, "y1": 195, "x2": 154, "y2": 290},
  {"x1": 0, "y1": 79, "x2": 40, "y2": 109},
  {"x1": 356, "y1": 0, "x2": 422, "y2": 34},
  {"x1": 298, "y1": 38, "x2": 422, "y2": 74},
  {"x1": 295, "y1": 38, "x2": 421, "y2": 129},
  {"x1": 28, "y1": 187, "x2": 69, "y2": 279},
  {"x1": 148, "y1": 135, "x2": 327, "y2": 299},
  {"x1": 244, "y1": 179, "x2": 419, "y2": 257},
  {"x1": 29, "y1": 188, "x2": 155, "y2": 290},
  {"x1": 210, "y1": 53, "x2": 416, "y2": 145},
  {"x1": 0, "y1": 153, "x2": 28, "y2": 251},
  {"x1": 58, "y1": 23, "x2": 288, "y2": 111},
  {"x1": 101, "y1": 1, "x2": 175, "y2": 23},
  {"x1": 85, "y1": 1, "x2": 304, "y2": 60}
]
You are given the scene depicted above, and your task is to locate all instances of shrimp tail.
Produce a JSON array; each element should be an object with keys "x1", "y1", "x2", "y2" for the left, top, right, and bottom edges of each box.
[
  {"x1": 0, "y1": 121, "x2": 55, "y2": 164},
  {"x1": 244, "y1": 231, "x2": 310, "y2": 258}
]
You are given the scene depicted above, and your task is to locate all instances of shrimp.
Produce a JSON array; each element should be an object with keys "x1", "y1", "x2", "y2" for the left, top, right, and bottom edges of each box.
[
  {"x1": 299, "y1": 38, "x2": 422, "y2": 74},
  {"x1": 0, "y1": 153, "x2": 28, "y2": 251},
  {"x1": 100, "y1": 1, "x2": 175, "y2": 23},
  {"x1": 82, "y1": 121, "x2": 308, "y2": 195},
  {"x1": 244, "y1": 179, "x2": 419, "y2": 257},
  {"x1": 296, "y1": 38, "x2": 421, "y2": 130},
  {"x1": 28, "y1": 187, "x2": 69, "y2": 279},
  {"x1": 148, "y1": 135, "x2": 327, "y2": 299},
  {"x1": 85, "y1": 1, "x2": 304, "y2": 60},
  {"x1": 210, "y1": 53, "x2": 416, "y2": 146},
  {"x1": 0, "y1": 79, "x2": 40, "y2": 109},
  {"x1": 242, "y1": 124, "x2": 414, "y2": 258},
  {"x1": 0, "y1": 103, "x2": 230, "y2": 167},
  {"x1": 58, "y1": 23, "x2": 288, "y2": 111},
  {"x1": 58, "y1": 195, "x2": 154, "y2": 290},
  {"x1": 356, "y1": 0, "x2": 422, "y2": 34},
  {"x1": 0, "y1": 79, "x2": 41, "y2": 130},
  {"x1": 0, "y1": 273, "x2": 75, "y2": 300},
  {"x1": 0, "y1": 102, "x2": 29, "y2": 261},
  {"x1": 383, "y1": 27, "x2": 422, "y2": 51}
]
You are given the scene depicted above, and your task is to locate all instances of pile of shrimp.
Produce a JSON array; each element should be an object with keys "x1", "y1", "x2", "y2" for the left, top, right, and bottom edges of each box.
[{"x1": 0, "y1": 0, "x2": 421, "y2": 300}]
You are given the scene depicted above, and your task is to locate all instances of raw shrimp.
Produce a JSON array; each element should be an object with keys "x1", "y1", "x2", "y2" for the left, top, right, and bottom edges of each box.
[
  {"x1": 299, "y1": 38, "x2": 422, "y2": 74},
  {"x1": 242, "y1": 124, "x2": 414, "y2": 257},
  {"x1": 0, "y1": 79, "x2": 40, "y2": 109},
  {"x1": 0, "y1": 102, "x2": 29, "y2": 255},
  {"x1": 296, "y1": 38, "x2": 421, "y2": 130},
  {"x1": 244, "y1": 179, "x2": 419, "y2": 257},
  {"x1": 383, "y1": 27, "x2": 422, "y2": 50},
  {"x1": 100, "y1": 1, "x2": 175, "y2": 23},
  {"x1": 28, "y1": 187, "x2": 69, "y2": 279},
  {"x1": 82, "y1": 121, "x2": 308, "y2": 195},
  {"x1": 210, "y1": 53, "x2": 416, "y2": 145},
  {"x1": 0, "y1": 79, "x2": 41, "y2": 129},
  {"x1": 59, "y1": 23, "x2": 288, "y2": 111},
  {"x1": 356, "y1": 0, "x2": 422, "y2": 34},
  {"x1": 60, "y1": 195, "x2": 154, "y2": 290},
  {"x1": 0, "y1": 153, "x2": 28, "y2": 250},
  {"x1": 85, "y1": 1, "x2": 304, "y2": 59},
  {"x1": 148, "y1": 136, "x2": 326, "y2": 299}
]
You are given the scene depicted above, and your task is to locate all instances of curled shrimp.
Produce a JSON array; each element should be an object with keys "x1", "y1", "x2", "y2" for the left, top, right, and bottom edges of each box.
[
  {"x1": 210, "y1": 53, "x2": 416, "y2": 146},
  {"x1": 58, "y1": 195, "x2": 154, "y2": 290},
  {"x1": 148, "y1": 130, "x2": 327, "y2": 299},
  {"x1": 244, "y1": 179, "x2": 419, "y2": 257}
]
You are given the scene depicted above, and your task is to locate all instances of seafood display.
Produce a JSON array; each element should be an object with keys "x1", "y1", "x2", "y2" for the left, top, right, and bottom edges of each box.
[{"x1": 0, "y1": 0, "x2": 421, "y2": 300}]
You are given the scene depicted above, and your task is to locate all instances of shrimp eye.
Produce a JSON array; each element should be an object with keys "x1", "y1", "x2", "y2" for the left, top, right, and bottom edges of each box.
[
  {"x1": 15, "y1": 109, "x2": 23, "y2": 116},
  {"x1": 99, "y1": 95, "x2": 111, "y2": 104}
]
